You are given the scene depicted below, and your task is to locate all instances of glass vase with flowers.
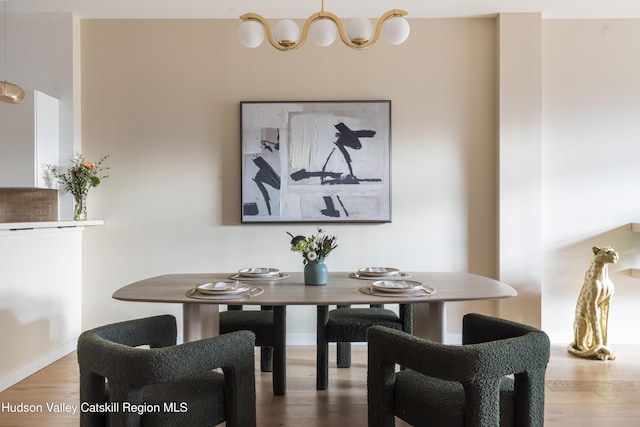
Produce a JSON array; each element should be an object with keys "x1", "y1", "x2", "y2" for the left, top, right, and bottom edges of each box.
[{"x1": 46, "y1": 153, "x2": 109, "y2": 221}]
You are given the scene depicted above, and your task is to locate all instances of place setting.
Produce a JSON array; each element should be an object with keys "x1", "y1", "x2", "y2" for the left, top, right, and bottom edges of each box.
[
  {"x1": 351, "y1": 266, "x2": 434, "y2": 297},
  {"x1": 185, "y1": 280, "x2": 264, "y2": 300},
  {"x1": 228, "y1": 267, "x2": 290, "y2": 281},
  {"x1": 349, "y1": 266, "x2": 412, "y2": 280},
  {"x1": 359, "y1": 279, "x2": 436, "y2": 297}
]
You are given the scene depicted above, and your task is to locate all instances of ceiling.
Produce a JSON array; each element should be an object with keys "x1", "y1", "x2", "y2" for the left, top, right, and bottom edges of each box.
[{"x1": 6, "y1": 0, "x2": 640, "y2": 20}]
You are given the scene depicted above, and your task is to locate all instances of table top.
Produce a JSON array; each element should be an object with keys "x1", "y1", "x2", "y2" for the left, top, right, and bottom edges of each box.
[{"x1": 112, "y1": 271, "x2": 517, "y2": 306}]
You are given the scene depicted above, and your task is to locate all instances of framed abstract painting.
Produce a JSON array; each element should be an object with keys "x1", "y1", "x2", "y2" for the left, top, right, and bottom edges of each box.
[{"x1": 241, "y1": 101, "x2": 391, "y2": 223}]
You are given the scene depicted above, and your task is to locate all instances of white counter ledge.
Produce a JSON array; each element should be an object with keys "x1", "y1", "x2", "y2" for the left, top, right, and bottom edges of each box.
[{"x1": 0, "y1": 219, "x2": 104, "y2": 231}]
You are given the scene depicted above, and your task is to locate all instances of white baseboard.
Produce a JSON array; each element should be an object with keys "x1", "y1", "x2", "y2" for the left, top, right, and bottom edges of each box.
[
  {"x1": 286, "y1": 334, "x2": 316, "y2": 346},
  {"x1": 445, "y1": 333, "x2": 462, "y2": 345},
  {"x1": 0, "y1": 340, "x2": 77, "y2": 392}
]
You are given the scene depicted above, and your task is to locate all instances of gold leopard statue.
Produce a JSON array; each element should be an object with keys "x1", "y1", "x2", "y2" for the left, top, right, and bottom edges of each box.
[{"x1": 568, "y1": 246, "x2": 618, "y2": 360}]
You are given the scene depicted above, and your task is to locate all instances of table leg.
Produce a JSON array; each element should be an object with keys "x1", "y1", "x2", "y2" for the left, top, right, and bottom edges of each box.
[
  {"x1": 316, "y1": 305, "x2": 329, "y2": 390},
  {"x1": 182, "y1": 303, "x2": 219, "y2": 342},
  {"x1": 273, "y1": 306, "x2": 287, "y2": 396},
  {"x1": 412, "y1": 302, "x2": 446, "y2": 342}
]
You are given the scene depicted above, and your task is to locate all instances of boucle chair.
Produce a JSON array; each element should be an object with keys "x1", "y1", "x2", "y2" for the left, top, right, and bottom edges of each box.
[
  {"x1": 77, "y1": 315, "x2": 256, "y2": 427},
  {"x1": 220, "y1": 305, "x2": 287, "y2": 395},
  {"x1": 316, "y1": 303, "x2": 412, "y2": 390},
  {"x1": 367, "y1": 313, "x2": 550, "y2": 427}
]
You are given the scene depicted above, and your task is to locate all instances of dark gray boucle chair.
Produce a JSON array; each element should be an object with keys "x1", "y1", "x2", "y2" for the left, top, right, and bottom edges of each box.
[
  {"x1": 367, "y1": 313, "x2": 550, "y2": 427},
  {"x1": 219, "y1": 305, "x2": 287, "y2": 395},
  {"x1": 77, "y1": 315, "x2": 256, "y2": 427},
  {"x1": 316, "y1": 303, "x2": 412, "y2": 390}
]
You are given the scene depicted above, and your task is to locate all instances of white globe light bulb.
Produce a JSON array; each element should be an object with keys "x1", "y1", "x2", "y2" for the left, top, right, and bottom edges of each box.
[
  {"x1": 238, "y1": 20, "x2": 265, "y2": 48},
  {"x1": 310, "y1": 19, "x2": 338, "y2": 47},
  {"x1": 347, "y1": 17, "x2": 373, "y2": 44},
  {"x1": 382, "y1": 17, "x2": 410, "y2": 45},
  {"x1": 274, "y1": 19, "x2": 300, "y2": 46}
]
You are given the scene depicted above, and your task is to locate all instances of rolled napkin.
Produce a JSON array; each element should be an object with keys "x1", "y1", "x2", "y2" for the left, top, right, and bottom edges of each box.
[
  {"x1": 238, "y1": 267, "x2": 280, "y2": 276},
  {"x1": 196, "y1": 281, "x2": 246, "y2": 294},
  {"x1": 187, "y1": 287, "x2": 263, "y2": 299},
  {"x1": 374, "y1": 280, "x2": 408, "y2": 288},
  {"x1": 213, "y1": 281, "x2": 239, "y2": 290}
]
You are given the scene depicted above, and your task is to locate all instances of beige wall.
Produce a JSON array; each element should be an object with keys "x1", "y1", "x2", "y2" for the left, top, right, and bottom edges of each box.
[
  {"x1": 542, "y1": 19, "x2": 640, "y2": 343},
  {"x1": 497, "y1": 14, "x2": 543, "y2": 325},
  {"x1": 79, "y1": 17, "x2": 640, "y2": 345},
  {"x1": 80, "y1": 18, "x2": 500, "y2": 340}
]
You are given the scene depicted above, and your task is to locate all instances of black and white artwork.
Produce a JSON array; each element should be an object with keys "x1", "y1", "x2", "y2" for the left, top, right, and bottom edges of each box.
[{"x1": 241, "y1": 101, "x2": 391, "y2": 223}]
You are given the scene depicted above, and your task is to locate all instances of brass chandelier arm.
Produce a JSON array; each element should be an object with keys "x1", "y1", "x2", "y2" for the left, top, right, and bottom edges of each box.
[{"x1": 240, "y1": 9, "x2": 408, "y2": 52}]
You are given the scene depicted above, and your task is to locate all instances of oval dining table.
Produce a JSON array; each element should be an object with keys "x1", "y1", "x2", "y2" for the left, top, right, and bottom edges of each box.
[{"x1": 112, "y1": 271, "x2": 517, "y2": 395}]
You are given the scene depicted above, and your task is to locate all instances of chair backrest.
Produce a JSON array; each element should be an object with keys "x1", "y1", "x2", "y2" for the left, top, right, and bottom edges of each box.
[
  {"x1": 461, "y1": 313, "x2": 550, "y2": 379},
  {"x1": 463, "y1": 312, "x2": 545, "y2": 345},
  {"x1": 367, "y1": 313, "x2": 550, "y2": 427},
  {"x1": 78, "y1": 315, "x2": 177, "y2": 385},
  {"x1": 77, "y1": 315, "x2": 178, "y2": 427},
  {"x1": 461, "y1": 313, "x2": 551, "y2": 427}
]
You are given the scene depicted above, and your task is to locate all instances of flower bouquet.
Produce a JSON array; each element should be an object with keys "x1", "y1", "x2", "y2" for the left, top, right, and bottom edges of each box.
[
  {"x1": 287, "y1": 228, "x2": 338, "y2": 264},
  {"x1": 46, "y1": 153, "x2": 109, "y2": 220},
  {"x1": 287, "y1": 228, "x2": 337, "y2": 285}
]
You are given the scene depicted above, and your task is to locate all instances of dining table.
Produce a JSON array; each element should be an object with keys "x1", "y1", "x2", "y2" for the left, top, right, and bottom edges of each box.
[{"x1": 112, "y1": 270, "x2": 517, "y2": 395}]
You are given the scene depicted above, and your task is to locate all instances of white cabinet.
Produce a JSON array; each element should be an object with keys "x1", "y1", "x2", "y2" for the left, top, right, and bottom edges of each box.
[
  {"x1": 0, "y1": 227, "x2": 82, "y2": 387},
  {"x1": 0, "y1": 90, "x2": 59, "y2": 188}
]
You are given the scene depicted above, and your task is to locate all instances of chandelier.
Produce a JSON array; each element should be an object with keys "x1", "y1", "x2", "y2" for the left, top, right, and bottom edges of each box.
[
  {"x1": 1, "y1": 0, "x2": 24, "y2": 104},
  {"x1": 238, "y1": 0, "x2": 410, "y2": 51}
]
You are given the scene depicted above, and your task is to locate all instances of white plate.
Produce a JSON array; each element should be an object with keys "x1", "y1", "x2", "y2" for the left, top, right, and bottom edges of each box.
[
  {"x1": 357, "y1": 267, "x2": 401, "y2": 277},
  {"x1": 229, "y1": 272, "x2": 289, "y2": 281},
  {"x1": 238, "y1": 267, "x2": 280, "y2": 277},
  {"x1": 197, "y1": 281, "x2": 250, "y2": 295},
  {"x1": 370, "y1": 280, "x2": 423, "y2": 293}
]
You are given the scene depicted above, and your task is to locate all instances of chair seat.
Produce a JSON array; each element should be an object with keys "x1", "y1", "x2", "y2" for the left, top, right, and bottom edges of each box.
[
  {"x1": 326, "y1": 308, "x2": 402, "y2": 342},
  {"x1": 219, "y1": 307, "x2": 287, "y2": 395},
  {"x1": 394, "y1": 370, "x2": 515, "y2": 427},
  {"x1": 220, "y1": 310, "x2": 274, "y2": 346}
]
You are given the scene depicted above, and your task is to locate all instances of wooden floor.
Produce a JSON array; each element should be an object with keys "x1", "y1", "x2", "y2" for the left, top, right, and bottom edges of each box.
[{"x1": 0, "y1": 344, "x2": 639, "y2": 426}]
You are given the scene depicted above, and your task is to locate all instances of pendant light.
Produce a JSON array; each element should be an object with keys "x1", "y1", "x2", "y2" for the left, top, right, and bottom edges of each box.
[
  {"x1": 239, "y1": 0, "x2": 409, "y2": 52},
  {"x1": 1, "y1": 0, "x2": 24, "y2": 104}
]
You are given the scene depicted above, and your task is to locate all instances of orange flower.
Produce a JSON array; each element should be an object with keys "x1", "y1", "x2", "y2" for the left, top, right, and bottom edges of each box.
[{"x1": 80, "y1": 161, "x2": 95, "y2": 171}]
